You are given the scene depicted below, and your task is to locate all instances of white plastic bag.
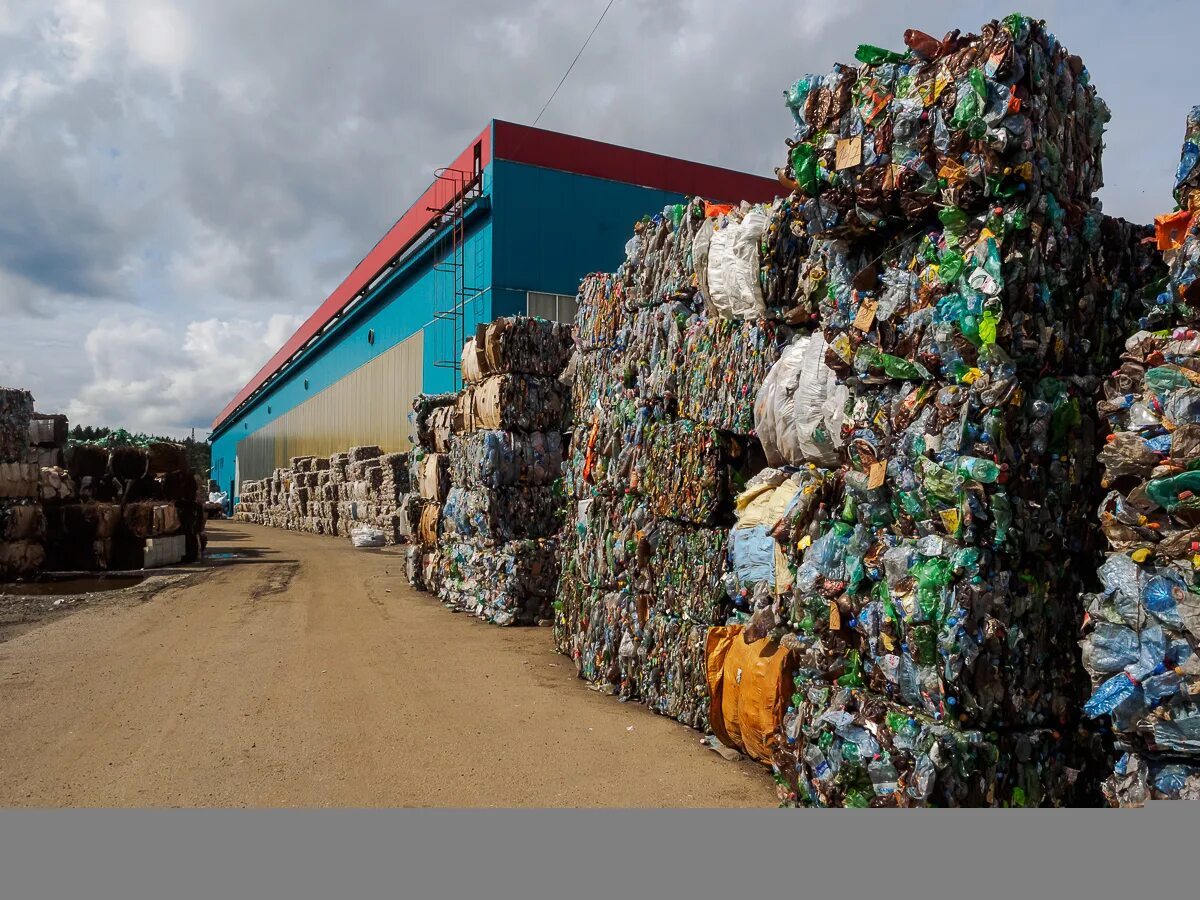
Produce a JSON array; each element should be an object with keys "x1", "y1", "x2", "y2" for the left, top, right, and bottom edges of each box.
[
  {"x1": 350, "y1": 525, "x2": 386, "y2": 549},
  {"x1": 704, "y1": 205, "x2": 768, "y2": 320},
  {"x1": 753, "y1": 332, "x2": 845, "y2": 467}
]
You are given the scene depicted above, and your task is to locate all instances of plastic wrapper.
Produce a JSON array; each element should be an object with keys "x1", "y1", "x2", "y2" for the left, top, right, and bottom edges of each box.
[
  {"x1": 780, "y1": 16, "x2": 1108, "y2": 235},
  {"x1": 441, "y1": 485, "x2": 561, "y2": 543},
  {"x1": 350, "y1": 525, "x2": 386, "y2": 548},
  {"x1": 438, "y1": 538, "x2": 559, "y2": 625},
  {"x1": 448, "y1": 430, "x2": 563, "y2": 489},
  {"x1": 703, "y1": 204, "x2": 771, "y2": 320},
  {"x1": 771, "y1": 683, "x2": 1099, "y2": 807},
  {"x1": 676, "y1": 317, "x2": 786, "y2": 434},
  {"x1": 472, "y1": 316, "x2": 574, "y2": 378},
  {"x1": 471, "y1": 373, "x2": 569, "y2": 432},
  {"x1": 404, "y1": 545, "x2": 427, "y2": 591},
  {"x1": 754, "y1": 332, "x2": 846, "y2": 467}
]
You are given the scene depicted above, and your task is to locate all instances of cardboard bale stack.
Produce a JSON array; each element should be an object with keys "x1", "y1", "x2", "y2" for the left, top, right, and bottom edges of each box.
[
  {"x1": 0, "y1": 387, "x2": 45, "y2": 579},
  {"x1": 435, "y1": 317, "x2": 572, "y2": 625},
  {"x1": 402, "y1": 393, "x2": 456, "y2": 592},
  {"x1": 235, "y1": 446, "x2": 409, "y2": 544},
  {"x1": 29, "y1": 432, "x2": 207, "y2": 571}
]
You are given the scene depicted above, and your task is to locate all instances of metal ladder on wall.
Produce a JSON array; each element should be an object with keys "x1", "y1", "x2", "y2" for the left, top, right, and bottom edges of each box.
[{"x1": 430, "y1": 164, "x2": 484, "y2": 391}]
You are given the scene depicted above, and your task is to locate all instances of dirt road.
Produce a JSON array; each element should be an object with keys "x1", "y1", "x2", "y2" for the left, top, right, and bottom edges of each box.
[{"x1": 0, "y1": 522, "x2": 774, "y2": 807}]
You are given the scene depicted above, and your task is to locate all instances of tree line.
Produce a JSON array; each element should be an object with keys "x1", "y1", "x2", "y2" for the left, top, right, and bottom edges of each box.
[{"x1": 68, "y1": 425, "x2": 211, "y2": 476}]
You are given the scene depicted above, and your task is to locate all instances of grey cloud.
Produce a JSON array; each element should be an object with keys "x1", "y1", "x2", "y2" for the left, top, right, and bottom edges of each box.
[{"x1": 1, "y1": 0, "x2": 1197, "y2": 433}]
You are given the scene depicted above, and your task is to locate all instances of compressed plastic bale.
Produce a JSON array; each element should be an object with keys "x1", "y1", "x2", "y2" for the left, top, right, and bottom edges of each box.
[
  {"x1": 576, "y1": 274, "x2": 625, "y2": 351},
  {"x1": 0, "y1": 500, "x2": 46, "y2": 541},
  {"x1": 676, "y1": 317, "x2": 788, "y2": 435},
  {"x1": 448, "y1": 430, "x2": 563, "y2": 489},
  {"x1": 441, "y1": 485, "x2": 562, "y2": 543},
  {"x1": 146, "y1": 441, "x2": 188, "y2": 474},
  {"x1": 460, "y1": 337, "x2": 485, "y2": 384},
  {"x1": 623, "y1": 199, "x2": 707, "y2": 311},
  {"x1": 817, "y1": 211, "x2": 1157, "y2": 386},
  {"x1": 437, "y1": 537, "x2": 560, "y2": 625},
  {"x1": 617, "y1": 301, "x2": 689, "y2": 403},
  {"x1": 0, "y1": 462, "x2": 39, "y2": 498},
  {"x1": 409, "y1": 393, "x2": 457, "y2": 449},
  {"x1": 471, "y1": 374, "x2": 569, "y2": 432},
  {"x1": 636, "y1": 614, "x2": 712, "y2": 731},
  {"x1": 639, "y1": 421, "x2": 740, "y2": 526},
  {"x1": 412, "y1": 451, "x2": 448, "y2": 502},
  {"x1": 1102, "y1": 752, "x2": 1200, "y2": 806},
  {"x1": 417, "y1": 502, "x2": 442, "y2": 545},
  {"x1": 0, "y1": 540, "x2": 45, "y2": 576},
  {"x1": 767, "y1": 369, "x2": 1112, "y2": 732},
  {"x1": 475, "y1": 316, "x2": 574, "y2": 378},
  {"x1": 780, "y1": 16, "x2": 1108, "y2": 236},
  {"x1": 109, "y1": 446, "x2": 148, "y2": 480},
  {"x1": 634, "y1": 518, "x2": 728, "y2": 623},
  {"x1": 0, "y1": 387, "x2": 34, "y2": 462},
  {"x1": 771, "y1": 683, "x2": 1099, "y2": 808}
]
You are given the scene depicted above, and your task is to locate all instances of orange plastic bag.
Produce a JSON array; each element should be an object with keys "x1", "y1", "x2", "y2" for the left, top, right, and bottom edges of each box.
[
  {"x1": 705, "y1": 625, "x2": 796, "y2": 765},
  {"x1": 1156, "y1": 209, "x2": 1194, "y2": 251},
  {"x1": 703, "y1": 201, "x2": 734, "y2": 218}
]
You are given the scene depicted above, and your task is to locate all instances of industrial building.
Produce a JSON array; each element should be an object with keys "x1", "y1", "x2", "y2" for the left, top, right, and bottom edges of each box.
[{"x1": 209, "y1": 120, "x2": 780, "y2": 503}]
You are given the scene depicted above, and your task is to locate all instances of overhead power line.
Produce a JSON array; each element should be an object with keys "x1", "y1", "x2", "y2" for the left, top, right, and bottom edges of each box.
[{"x1": 531, "y1": 0, "x2": 617, "y2": 128}]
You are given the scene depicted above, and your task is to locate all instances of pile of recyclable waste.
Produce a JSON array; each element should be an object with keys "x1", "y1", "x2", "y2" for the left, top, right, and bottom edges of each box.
[
  {"x1": 401, "y1": 393, "x2": 456, "y2": 591},
  {"x1": 556, "y1": 196, "x2": 796, "y2": 732},
  {"x1": 759, "y1": 13, "x2": 1163, "y2": 806},
  {"x1": 422, "y1": 317, "x2": 570, "y2": 625},
  {"x1": 235, "y1": 445, "x2": 410, "y2": 544},
  {"x1": 2, "y1": 392, "x2": 206, "y2": 577},
  {"x1": 1079, "y1": 107, "x2": 1200, "y2": 805},
  {"x1": 779, "y1": 15, "x2": 1107, "y2": 235},
  {"x1": 1, "y1": 388, "x2": 45, "y2": 577}
]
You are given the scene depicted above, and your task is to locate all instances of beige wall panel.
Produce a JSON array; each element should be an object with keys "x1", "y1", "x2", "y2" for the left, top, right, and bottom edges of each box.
[{"x1": 235, "y1": 331, "x2": 423, "y2": 486}]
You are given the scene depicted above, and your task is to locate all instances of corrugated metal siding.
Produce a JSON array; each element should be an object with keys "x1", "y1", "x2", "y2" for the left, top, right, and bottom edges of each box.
[{"x1": 234, "y1": 332, "x2": 423, "y2": 485}]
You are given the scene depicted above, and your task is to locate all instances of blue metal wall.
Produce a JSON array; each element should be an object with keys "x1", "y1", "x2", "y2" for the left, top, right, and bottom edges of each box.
[{"x1": 212, "y1": 152, "x2": 687, "y2": 500}]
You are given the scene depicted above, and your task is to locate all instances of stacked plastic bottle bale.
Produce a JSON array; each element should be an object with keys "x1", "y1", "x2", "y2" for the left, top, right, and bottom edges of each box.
[
  {"x1": 557, "y1": 199, "x2": 800, "y2": 730},
  {"x1": 435, "y1": 317, "x2": 572, "y2": 625},
  {"x1": 402, "y1": 393, "x2": 456, "y2": 592},
  {"x1": 765, "y1": 16, "x2": 1159, "y2": 806},
  {"x1": 0, "y1": 388, "x2": 45, "y2": 578},
  {"x1": 1079, "y1": 107, "x2": 1200, "y2": 805}
]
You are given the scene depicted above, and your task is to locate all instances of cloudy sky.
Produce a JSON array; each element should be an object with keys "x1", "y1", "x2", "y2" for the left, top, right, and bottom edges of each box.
[{"x1": 0, "y1": 0, "x2": 1192, "y2": 437}]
